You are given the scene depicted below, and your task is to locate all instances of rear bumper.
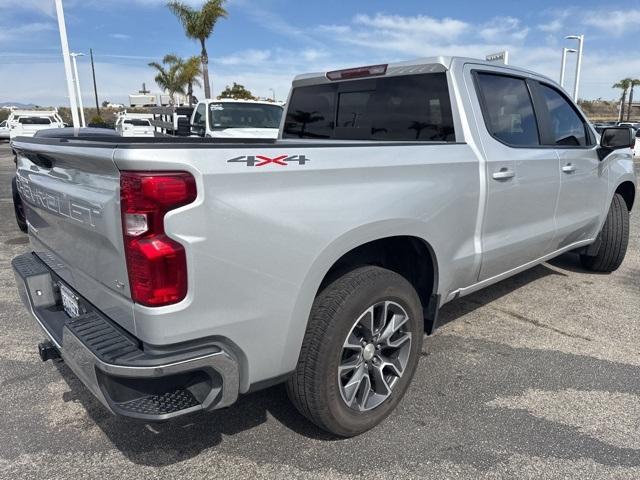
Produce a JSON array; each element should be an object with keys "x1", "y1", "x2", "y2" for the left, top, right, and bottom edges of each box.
[{"x1": 12, "y1": 252, "x2": 240, "y2": 421}]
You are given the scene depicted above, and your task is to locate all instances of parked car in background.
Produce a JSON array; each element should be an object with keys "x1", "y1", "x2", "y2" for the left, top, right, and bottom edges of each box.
[
  {"x1": 0, "y1": 120, "x2": 9, "y2": 140},
  {"x1": 190, "y1": 99, "x2": 284, "y2": 139},
  {"x1": 617, "y1": 123, "x2": 640, "y2": 156},
  {"x1": 11, "y1": 57, "x2": 637, "y2": 437},
  {"x1": 115, "y1": 112, "x2": 155, "y2": 137},
  {"x1": 8, "y1": 110, "x2": 65, "y2": 141}
]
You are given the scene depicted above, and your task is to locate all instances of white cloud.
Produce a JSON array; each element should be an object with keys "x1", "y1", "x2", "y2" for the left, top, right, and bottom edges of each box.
[
  {"x1": 215, "y1": 49, "x2": 271, "y2": 66},
  {"x1": 0, "y1": 21, "x2": 55, "y2": 41},
  {"x1": 479, "y1": 17, "x2": 529, "y2": 43},
  {"x1": 0, "y1": 0, "x2": 55, "y2": 16},
  {"x1": 583, "y1": 10, "x2": 640, "y2": 34},
  {"x1": 109, "y1": 33, "x2": 131, "y2": 40},
  {"x1": 353, "y1": 13, "x2": 468, "y2": 39}
]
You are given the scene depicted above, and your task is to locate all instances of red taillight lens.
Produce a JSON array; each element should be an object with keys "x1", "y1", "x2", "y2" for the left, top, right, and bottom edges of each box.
[{"x1": 120, "y1": 172, "x2": 196, "y2": 307}]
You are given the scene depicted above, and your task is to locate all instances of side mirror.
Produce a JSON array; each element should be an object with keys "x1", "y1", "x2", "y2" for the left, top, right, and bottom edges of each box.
[
  {"x1": 598, "y1": 127, "x2": 634, "y2": 160},
  {"x1": 190, "y1": 124, "x2": 205, "y2": 137}
]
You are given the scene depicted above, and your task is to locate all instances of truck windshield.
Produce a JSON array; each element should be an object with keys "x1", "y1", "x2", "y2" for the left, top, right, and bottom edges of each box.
[
  {"x1": 208, "y1": 103, "x2": 283, "y2": 129},
  {"x1": 19, "y1": 117, "x2": 52, "y2": 125},
  {"x1": 124, "y1": 119, "x2": 151, "y2": 126}
]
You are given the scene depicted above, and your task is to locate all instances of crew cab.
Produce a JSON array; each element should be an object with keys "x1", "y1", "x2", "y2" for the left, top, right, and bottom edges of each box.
[
  {"x1": 8, "y1": 109, "x2": 65, "y2": 141},
  {"x1": 190, "y1": 98, "x2": 283, "y2": 139},
  {"x1": 11, "y1": 57, "x2": 636, "y2": 436}
]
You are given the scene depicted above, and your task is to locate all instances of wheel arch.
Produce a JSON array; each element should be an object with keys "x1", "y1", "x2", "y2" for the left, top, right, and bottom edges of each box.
[
  {"x1": 282, "y1": 224, "x2": 440, "y2": 377},
  {"x1": 615, "y1": 181, "x2": 636, "y2": 212}
]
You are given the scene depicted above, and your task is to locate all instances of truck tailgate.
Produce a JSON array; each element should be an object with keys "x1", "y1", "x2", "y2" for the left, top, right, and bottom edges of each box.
[{"x1": 13, "y1": 142, "x2": 135, "y2": 333}]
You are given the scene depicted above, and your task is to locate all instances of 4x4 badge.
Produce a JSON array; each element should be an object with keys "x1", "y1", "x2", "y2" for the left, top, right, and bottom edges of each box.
[{"x1": 227, "y1": 155, "x2": 310, "y2": 167}]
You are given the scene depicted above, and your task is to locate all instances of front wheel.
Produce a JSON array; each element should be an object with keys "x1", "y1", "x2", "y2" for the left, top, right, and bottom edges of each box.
[
  {"x1": 286, "y1": 266, "x2": 423, "y2": 437},
  {"x1": 580, "y1": 193, "x2": 629, "y2": 272}
]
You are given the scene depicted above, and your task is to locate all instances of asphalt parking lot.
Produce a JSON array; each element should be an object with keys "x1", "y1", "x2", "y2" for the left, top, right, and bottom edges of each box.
[{"x1": 0, "y1": 142, "x2": 638, "y2": 479}]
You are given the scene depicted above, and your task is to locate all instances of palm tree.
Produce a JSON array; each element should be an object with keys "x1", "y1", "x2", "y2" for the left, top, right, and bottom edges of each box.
[
  {"x1": 148, "y1": 54, "x2": 186, "y2": 105},
  {"x1": 179, "y1": 56, "x2": 202, "y2": 106},
  {"x1": 167, "y1": 0, "x2": 227, "y2": 99},
  {"x1": 289, "y1": 110, "x2": 324, "y2": 138},
  {"x1": 613, "y1": 78, "x2": 633, "y2": 122},
  {"x1": 626, "y1": 79, "x2": 640, "y2": 122}
]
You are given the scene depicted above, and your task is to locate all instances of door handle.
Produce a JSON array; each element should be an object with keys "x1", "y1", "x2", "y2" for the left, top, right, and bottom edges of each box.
[
  {"x1": 492, "y1": 168, "x2": 515, "y2": 180},
  {"x1": 562, "y1": 164, "x2": 576, "y2": 174}
]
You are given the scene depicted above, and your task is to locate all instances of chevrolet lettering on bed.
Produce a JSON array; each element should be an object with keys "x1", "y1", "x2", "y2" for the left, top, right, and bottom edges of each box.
[{"x1": 10, "y1": 57, "x2": 636, "y2": 437}]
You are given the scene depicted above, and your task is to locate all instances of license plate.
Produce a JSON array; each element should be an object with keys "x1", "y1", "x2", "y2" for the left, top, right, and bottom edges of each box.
[{"x1": 60, "y1": 283, "x2": 80, "y2": 318}]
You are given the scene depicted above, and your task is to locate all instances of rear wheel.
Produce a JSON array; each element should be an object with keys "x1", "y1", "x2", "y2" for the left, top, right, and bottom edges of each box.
[
  {"x1": 580, "y1": 193, "x2": 629, "y2": 272},
  {"x1": 286, "y1": 266, "x2": 423, "y2": 437}
]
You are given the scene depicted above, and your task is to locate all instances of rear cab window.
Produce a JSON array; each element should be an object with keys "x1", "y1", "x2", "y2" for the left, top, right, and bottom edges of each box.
[
  {"x1": 283, "y1": 72, "x2": 456, "y2": 142},
  {"x1": 19, "y1": 117, "x2": 52, "y2": 125}
]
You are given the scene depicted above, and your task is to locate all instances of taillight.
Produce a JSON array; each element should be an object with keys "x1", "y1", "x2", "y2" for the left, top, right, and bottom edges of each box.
[{"x1": 120, "y1": 172, "x2": 196, "y2": 307}]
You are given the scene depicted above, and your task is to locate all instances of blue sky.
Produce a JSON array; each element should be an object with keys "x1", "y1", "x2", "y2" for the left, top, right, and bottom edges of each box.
[{"x1": 1, "y1": 0, "x2": 640, "y2": 106}]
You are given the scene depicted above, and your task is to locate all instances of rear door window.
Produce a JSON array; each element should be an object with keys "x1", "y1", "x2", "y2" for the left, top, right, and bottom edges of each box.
[
  {"x1": 475, "y1": 73, "x2": 540, "y2": 147},
  {"x1": 283, "y1": 73, "x2": 455, "y2": 141}
]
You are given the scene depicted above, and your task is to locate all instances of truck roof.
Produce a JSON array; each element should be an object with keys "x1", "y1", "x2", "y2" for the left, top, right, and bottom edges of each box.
[
  {"x1": 201, "y1": 99, "x2": 284, "y2": 107},
  {"x1": 8, "y1": 109, "x2": 59, "y2": 118},
  {"x1": 293, "y1": 56, "x2": 556, "y2": 88}
]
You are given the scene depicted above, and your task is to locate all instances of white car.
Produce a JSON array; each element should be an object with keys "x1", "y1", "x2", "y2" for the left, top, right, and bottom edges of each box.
[
  {"x1": 8, "y1": 110, "x2": 65, "y2": 141},
  {"x1": 0, "y1": 120, "x2": 9, "y2": 140},
  {"x1": 619, "y1": 124, "x2": 640, "y2": 156},
  {"x1": 115, "y1": 113, "x2": 155, "y2": 137},
  {"x1": 190, "y1": 99, "x2": 284, "y2": 139}
]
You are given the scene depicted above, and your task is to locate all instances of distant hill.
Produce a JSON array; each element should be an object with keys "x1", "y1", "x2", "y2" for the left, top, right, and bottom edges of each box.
[{"x1": 0, "y1": 102, "x2": 39, "y2": 109}]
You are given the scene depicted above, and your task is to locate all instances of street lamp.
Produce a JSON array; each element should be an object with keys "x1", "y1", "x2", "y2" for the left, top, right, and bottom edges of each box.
[
  {"x1": 559, "y1": 47, "x2": 576, "y2": 89},
  {"x1": 70, "y1": 52, "x2": 86, "y2": 127},
  {"x1": 54, "y1": 0, "x2": 80, "y2": 128},
  {"x1": 565, "y1": 35, "x2": 584, "y2": 101},
  {"x1": 268, "y1": 88, "x2": 276, "y2": 102}
]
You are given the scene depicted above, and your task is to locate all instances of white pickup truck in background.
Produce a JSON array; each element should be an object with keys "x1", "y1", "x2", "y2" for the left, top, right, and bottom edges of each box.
[
  {"x1": 190, "y1": 99, "x2": 284, "y2": 139},
  {"x1": 7, "y1": 110, "x2": 65, "y2": 141},
  {"x1": 115, "y1": 112, "x2": 155, "y2": 137}
]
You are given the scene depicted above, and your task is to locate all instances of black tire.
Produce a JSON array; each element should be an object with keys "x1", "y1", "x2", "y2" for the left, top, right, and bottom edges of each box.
[
  {"x1": 286, "y1": 266, "x2": 423, "y2": 437},
  {"x1": 580, "y1": 193, "x2": 629, "y2": 272},
  {"x1": 11, "y1": 177, "x2": 28, "y2": 234}
]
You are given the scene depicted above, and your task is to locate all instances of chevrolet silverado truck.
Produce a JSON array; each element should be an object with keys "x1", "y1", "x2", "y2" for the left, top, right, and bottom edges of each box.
[{"x1": 11, "y1": 57, "x2": 637, "y2": 437}]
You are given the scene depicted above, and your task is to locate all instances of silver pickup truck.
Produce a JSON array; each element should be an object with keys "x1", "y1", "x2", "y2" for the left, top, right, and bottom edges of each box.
[{"x1": 11, "y1": 57, "x2": 637, "y2": 437}]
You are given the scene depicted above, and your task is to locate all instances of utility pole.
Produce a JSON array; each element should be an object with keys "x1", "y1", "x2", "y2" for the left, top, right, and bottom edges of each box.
[
  {"x1": 70, "y1": 53, "x2": 86, "y2": 127},
  {"x1": 566, "y1": 35, "x2": 584, "y2": 101},
  {"x1": 90, "y1": 48, "x2": 100, "y2": 116},
  {"x1": 54, "y1": 0, "x2": 79, "y2": 128},
  {"x1": 559, "y1": 47, "x2": 576, "y2": 89}
]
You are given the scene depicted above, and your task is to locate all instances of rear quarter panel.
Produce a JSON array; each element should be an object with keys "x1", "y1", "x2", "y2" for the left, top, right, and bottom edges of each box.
[{"x1": 114, "y1": 142, "x2": 481, "y2": 390}]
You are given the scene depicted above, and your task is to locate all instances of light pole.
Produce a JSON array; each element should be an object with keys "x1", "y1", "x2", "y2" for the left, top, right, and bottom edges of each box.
[
  {"x1": 54, "y1": 0, "x2": 79, "y2": 128},
  {"x1": 70, "y1": 53, "x2": 86, "y2": 127},
  {"x1": 566, "y1": 35, "x2": 584, "y2": 101},
  {"x1": 268, "y1": 88, "x2": 276, "y2": 102},
  {"x1": 559, "y1": 47, "x2": 576, "y2": 89}
]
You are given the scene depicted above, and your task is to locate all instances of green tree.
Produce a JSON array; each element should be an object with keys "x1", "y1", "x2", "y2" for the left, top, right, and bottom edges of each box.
[
  {"x1": 148, "y1": 54, "x2": 186, "y2": 105},
  {"x1": 626, "y1": 79, "x2": 640, "y2": 121},
  {"x1": 179, "y1": 56, "x2": 202, "y2": 106},
  {"x1": 167, "y1": 0, "x2": 227, "y2": 99},
  {"x1": 218, "y1": 82, "x2": 256, "y2": 100},
  {"x1": 613, "y1": 78, "x2": 633, "y2": 122}
]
